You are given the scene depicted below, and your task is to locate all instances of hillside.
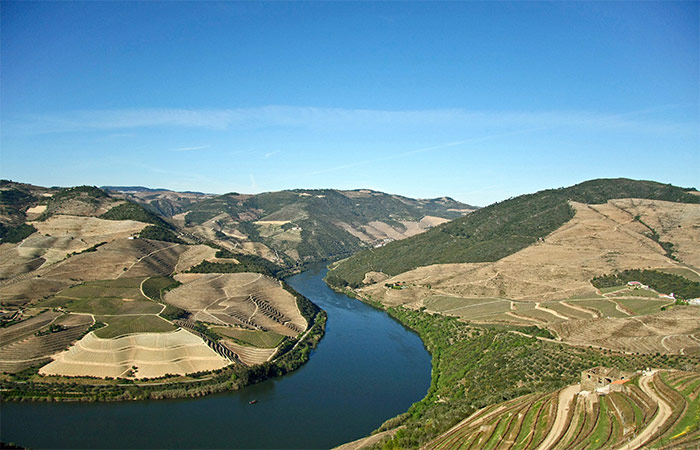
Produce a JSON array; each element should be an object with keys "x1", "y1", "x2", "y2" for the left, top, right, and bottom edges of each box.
[
  {"x1": 423, "y1": 370, "x2": 700, "y2": 450},
  {"x1": 103, "y1": 186, "x2": 214, "y2": 217},
  {"x1": 176, "y1": 188, "x2": 475, "y2": 264},
  {"x1": 327, "y1": 179, "x2": 700, "y2": 288}
]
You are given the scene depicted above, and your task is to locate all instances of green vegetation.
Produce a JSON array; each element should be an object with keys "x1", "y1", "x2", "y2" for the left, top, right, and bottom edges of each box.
[
  {"x1": 189, "y1": 321, "x2": 222, "y2": 341},
  {"x1": 0, "y1": 185, "x2": 38, "y2": 228},
  {"x1": 592, "y1": 269, "x2": 700, "y2": 300},
  {"x1": 368, "y1": 307, "x2": 698, "y2": 449},
  {"x1": 654, "y1": 267, "x2": 700, "y2": 282},
  {"x1": 0, "y1": 223, "x2": 37, "y2": 243},
  {"x1": 0, "y1": 186, "x2": 37, "y2": 209},
  {"x1": 329, "y1": 179, "x2": 700, "y2": 287},
  {"x1": 94, "y1": 315, "x2": 176, "y2": 338},
  {"x1": 141, "y1": 276, "x2": 181, "y2": 302},
  {"x1": 188, "y1": 253, "x2": 282, "y2": 277},
  {"x1": 99, "y1": 201, "x2": 172, "y2": 228},
  {"x1": 35, "y1": 324, "x2": 66, "y2": 336},
  {"x1": 160, "y1": 304, "x2": 187, "y2": 321},
  {"x1": 138, "y1": 225, "x2": 183, "y2": 243},
  {"x1": 39, "y1": 278, "x2": 161, "y2": 315},
  {"x1": 213, "y1": 327, "x2": 285, "y2": 348}
]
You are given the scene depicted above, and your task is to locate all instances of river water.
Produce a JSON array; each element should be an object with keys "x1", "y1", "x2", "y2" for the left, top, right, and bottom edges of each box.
[{"x1": 1, "y1": 264, "x2": 431, "y2": 449}]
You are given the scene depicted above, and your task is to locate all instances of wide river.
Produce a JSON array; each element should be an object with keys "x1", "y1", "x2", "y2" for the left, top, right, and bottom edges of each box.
[{"x1": 1, "y1": 264, "x2": 432, "y2": 449}]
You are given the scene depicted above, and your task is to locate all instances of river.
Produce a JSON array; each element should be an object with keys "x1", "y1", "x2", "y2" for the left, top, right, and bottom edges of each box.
[{"x1": 0, "y1": 264, "x2": 432, "y2": 449}]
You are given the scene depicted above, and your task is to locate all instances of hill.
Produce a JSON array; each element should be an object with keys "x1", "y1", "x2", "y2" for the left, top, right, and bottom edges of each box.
[
  {"x1": 327, "y1": 178, "x2": 700, "y2": 288},
  {"x1": 103, "y1": 186, "x2": 214, "y2": 217},
  {"x1": 177, "y1": 188, "x2": 476, "y2": 264}
]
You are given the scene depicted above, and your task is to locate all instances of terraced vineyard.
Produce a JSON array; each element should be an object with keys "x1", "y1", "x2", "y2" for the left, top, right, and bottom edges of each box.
[
  {"x1": 423, "y1": 370, "x2": 700, "y2": 450},
  {"x1": 166, "y1": 273, "x2": 307, "y2": 337},
  {"x1": 0, "y1": 316, "x2": 92, "y2": 373}
]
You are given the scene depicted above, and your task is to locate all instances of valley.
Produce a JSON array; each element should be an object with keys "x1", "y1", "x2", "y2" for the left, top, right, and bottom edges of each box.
[{"x1": 1, "y1": 178, "x2": 699, "y2": 450}]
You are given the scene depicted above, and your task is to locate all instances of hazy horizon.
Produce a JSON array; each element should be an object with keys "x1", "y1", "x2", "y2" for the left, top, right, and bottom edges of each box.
[{"x1": 1, "y1": 2, "x2": 698, "y2": 206}]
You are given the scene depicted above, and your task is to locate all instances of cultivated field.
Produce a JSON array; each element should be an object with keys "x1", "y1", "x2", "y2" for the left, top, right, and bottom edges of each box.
[
  {"x1": 424, "y1": 370, "x2": 700, "y2": 450},
  {"x1": 551, "y1": 307, "x2": 700, "y2": 356},
  {"x1": 40, "y1": 329, "x2": 230, "y2": 379},
  {"x1": 167, "y1": 273, "x2": 307, "y2": 336},
  {"x1": 0, "y1": 313, "x2": 92, "y2": 373},
  {"x1": 0, "y1": 215, "x2": 146, "y2": 280}
]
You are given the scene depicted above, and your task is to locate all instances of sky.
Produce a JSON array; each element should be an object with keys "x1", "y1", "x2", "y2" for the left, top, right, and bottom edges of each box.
[{"x1": 1, "y1": 1, "x2": 698, "y2": 206}]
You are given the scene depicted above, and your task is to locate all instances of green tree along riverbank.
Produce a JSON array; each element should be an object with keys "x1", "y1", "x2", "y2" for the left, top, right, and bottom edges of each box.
[
  {"x1": 0, "y1": 303, "x2": 326, "y2": 402},
  {"x1": 367, "y1": 309, "x2": 699, "y2": 449},
  {"x1": 322, "y1": 275, "x2": 700, "y2": 449}
]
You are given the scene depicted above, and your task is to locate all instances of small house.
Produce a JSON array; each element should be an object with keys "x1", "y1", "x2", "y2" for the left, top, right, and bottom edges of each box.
[{"x1": 581, "y1": 366, "x2": 634, "y2": 391}]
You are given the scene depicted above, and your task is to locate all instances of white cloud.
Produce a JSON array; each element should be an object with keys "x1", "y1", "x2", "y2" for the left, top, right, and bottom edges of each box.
[
  {"x1": 173, "y1": 145, "x2": 210, "y2": 152},
  {"x1": 4, "y1": 104, "x2": 694, "y2": 136}
]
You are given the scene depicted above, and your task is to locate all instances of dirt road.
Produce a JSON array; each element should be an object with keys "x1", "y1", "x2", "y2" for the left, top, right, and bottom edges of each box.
[
  {"x1": 535, "y1": 384, "x2": 580, "y2": 450},
  {"x1": 614, "y1": 373, "x2": 672, "y2": 450}
]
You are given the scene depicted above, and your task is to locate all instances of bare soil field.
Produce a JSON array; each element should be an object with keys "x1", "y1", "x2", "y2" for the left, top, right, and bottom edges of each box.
[
  {"x1": 362, "y1": 200, "x2": 699, "y2": 307},
  {"x1": 551, "y1": 307, "x2": 700, "y2": 355},
  {"x1": 39, "y1": 329, "x2": 230, "y2": 379},
  {"x1": 173, "y1": 244, "x2": 218, "y2": 272},
  {"x1": 0, "y1": 215, "x2": 146, "y2": 281},
  {"x1": 41, "y1": 238, "x2": 187, "y2": 281},
  {"x1": 167, "y1": 273, "x2": 306, "y2": 337},
  {"x1": 610, "y1": 198, "x2": 700, "y2": 268},
  {"x1": 337, "y1": 217, "x2": 450, "y2": 246}
]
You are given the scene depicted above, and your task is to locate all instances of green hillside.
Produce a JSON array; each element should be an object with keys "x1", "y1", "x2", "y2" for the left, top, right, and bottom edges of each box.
[
  {"x1": 327, "y1": 179, "x2": 700, "y2": 288},
  {"x1": 99, "y1": 200, "x2": 173, "y2": 229}
]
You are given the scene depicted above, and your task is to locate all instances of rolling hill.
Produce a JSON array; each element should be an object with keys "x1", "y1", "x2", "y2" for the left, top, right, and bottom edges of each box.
[
  {"x1": 172, "y1": 188, "x2": 475, "y2": 264},
  {"x1": 327, "y1": 178, "x2": 700, "y2": 288}
]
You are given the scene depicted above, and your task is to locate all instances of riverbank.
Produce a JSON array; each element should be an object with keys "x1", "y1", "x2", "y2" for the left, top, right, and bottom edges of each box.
[
  {"x1": 0, "y1": 265, "x2": 431, "y2": 449},
  {"x1": 326, "y1": 282, "x2": 700, "y2": 449},
  {"x1": 0, "y1": 305, "x2": 326, "y2": 402}
]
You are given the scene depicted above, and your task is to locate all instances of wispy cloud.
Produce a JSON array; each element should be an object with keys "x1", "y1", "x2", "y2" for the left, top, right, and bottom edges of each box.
[
  {"x1": 173, "y1": 145, "x2": 210, "y2": 152},
  {"x1": 4, "y1": 104, "x2": 694, "y2": 136},
  {"x1": 264, "y1": 150, "x2": 280, "y2": 159}
]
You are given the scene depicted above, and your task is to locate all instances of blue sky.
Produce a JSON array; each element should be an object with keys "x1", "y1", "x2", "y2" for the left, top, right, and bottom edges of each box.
[{"x1": 1, "y1": 1, "x2": 697, "y2": 206}]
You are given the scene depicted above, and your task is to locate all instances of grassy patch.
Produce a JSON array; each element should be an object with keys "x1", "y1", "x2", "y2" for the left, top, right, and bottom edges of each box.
[
  {"x1": 608, "y1": 288, "x2": 660, "y2": 298},
  {"x1": 49, "y1": 296, "x2": 160, "y2": 315},
  {"x1": 568, "y1": 299, "x2": 626, "y2": 318},
  {"x1": 141, "y1": 276, "x2": 181, "y2": 302},
  {"x1": 39, "y1": 278, "x2": 161, "y2": 315},
  {"x1": 615, "y1": 298, "x2": 670, "y2": 316},
  {"x1": 425, "y1": 296, "x2": 510, "y2": 318},
  {"x1": 600, "y1": 285, "x2": 626, "y2": 294},
  {"x1": 94, "y1": 315, "x2": 176, "y2": 338},
  {"x1": 212, "y1": 327, "x2": 285, "y2": 348}
]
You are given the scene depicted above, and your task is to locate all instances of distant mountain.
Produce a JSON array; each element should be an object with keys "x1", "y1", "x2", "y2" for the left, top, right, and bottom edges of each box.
[
  {"x1": 1, "y1": 182, "x2": 476, "y2": 266},
  {"x1": 178, "y1": 188, "x2": 476, "y2": 264},
  {"x1": 104, "y1": 186, "x2": 215, "y2": 217},
  {"x1": 327, "y1": 178, "x2": 700, "y2": 288}
]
